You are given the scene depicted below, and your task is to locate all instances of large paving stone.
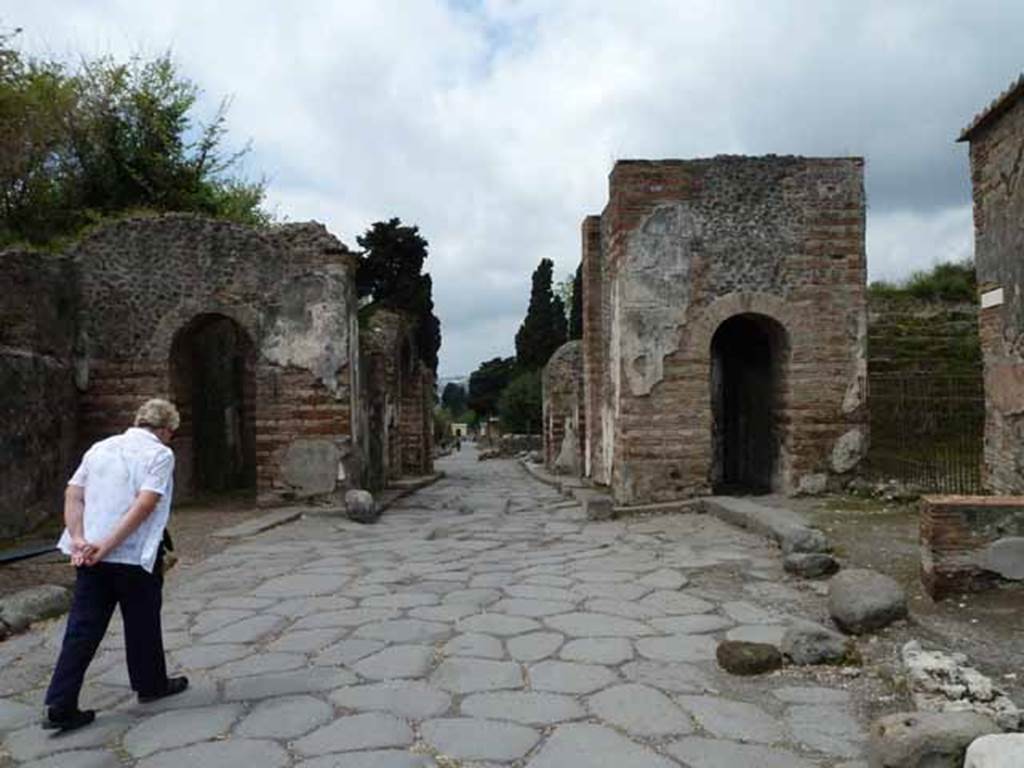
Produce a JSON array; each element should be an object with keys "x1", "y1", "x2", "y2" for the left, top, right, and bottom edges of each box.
[
  {"x1": 504, "y1": 585, "x2": 577, "y2": 601},
  {"x1": 295, "y1": 753, "x2": 434, "y2": 768},
  {"x1": 123, "y1": 704, "x2": 242, "y2": 757},
  {"x1": 636, "y1": 634, "x2": 717, "y2": 662},
  {"x1": 508, "y1": 632, "x2": 564, "y2": 661},
  {"x1": 267, "y1": 628, "x2": 346, "y2": 653},
  {"x1": 459, "y1": 613, "x2": 541, "y2": 636},
  {"x1": 314, "y1": 639, "x2": 387, "y2": 666},
  {"x1": 773, "y1": 685, "x2": 851, "y2": 705},
  {"x1": 353, "y1": 619, "x2": 452, "y2": 643},
  {"x1": 293, "y1": 608, "x2": 400, "y2": 630},
  {"x1": 293, "y1": 713, "x2": 414, "y2": 756},
  {"x1": 253, "y1": 574, "x2": 350, "y2": 597},
  {"x1": 352, "y1": 644, "x2": 435, "y2": 679},
  {"x1": 213, "y1": 652, "x2": 307, "y2": 678},
  {"x1": 638, "y1": 568, "x2": 689, "y2": 590},
  {"x1": 588, "y1": 683, "x2": 693, "y2": 737},
  {"x1": 441, "y1": 588, "x2": 501, "y2": 605},
  {"x1": 462, "y1": 691, "x2": 584, "y2": 724},
  {"x1": 649, "y1": 614, "x2": 734, "y2": 634},
  {"x1": 408, "y1": 603, "x2": 481, "y2": 622},
  {"x1": 787, "y1": 704, "x2": 864, "y2": 758},
  {"x1": 442, "y1": 632, "x2": 505, "y2": 659},
  {"x1": 666, "y1": 737, "x2": 817, "y2": 768},
  {"x1": 234, "y1": 695, "x2": 334, "y2": 738},
  {"x1": 4, "y1": 713, "x2": 135, "y2": 761},
  {"x1": 676, "y1": 696, "x2": 784, "y2": 744},
  {"x1": 224, "y1": 668, "x2": 357, "y2": 700},
  {"x1": 421, "y1": 717, "x2": 540, "y2": 760},
  {"x1": 526, "y1": 723, "x2": 677, "y2": 768},
  {"x1": 170, "y1": 643, "x2": 251, "y2": 670},
  {"x1": 560, "y1": 637, "x2": 633, "y2": 665},
  {"x1": 20, "y1": 750, "x2": 121, "y2": 768},
  {"x1": 135, "y1": 738, "x2": 289, "y2": 768},
  {"x1": 362, "y1": 592, "x2": 440, "y2": 609},
  {"x1": 621, "y1": 660, "x2": 715, "y2": 693},
  {"x1": 529, "y1": 660, "x2": 618, "y2": 694},
  {"x1": 492, "y1": 598, "x2": 576, "y2": 617},
  {"x1": 199, "y1": 615, "x2": 286, "y2": 644},
  {"x1": 331, "y1": 680, "x2": 452, "y2": 719},
  {"x1": 0, "y1": 697, "x2": 37, "y2": 730},
  {"x1": 431, "y1": 658, "x2": 523, "y2": 693},
  {"x1": 544, "y1": 612, "x2": 654, "y2": 637},
  {"x1": 639, "y1": 590, "x2": 714, "y2": 615},
  {"x1": 725, "y1": 624, "x2": 787, "y2": 645},
  {"x1": 721, "y1": 601, "x2": 784, "y2": 624},
  {"x1": 191, "y1": 609, "x2": 254, "y2": 635}
]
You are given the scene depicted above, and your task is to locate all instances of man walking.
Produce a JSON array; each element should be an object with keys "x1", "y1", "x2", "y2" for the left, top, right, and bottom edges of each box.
[{"x1": 44, "y1": 398, "x2": 188, "y2": 731}]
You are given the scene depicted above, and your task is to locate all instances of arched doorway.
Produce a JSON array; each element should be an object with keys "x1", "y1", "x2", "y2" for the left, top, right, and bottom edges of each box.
[
  {"x1": 710, "y1": 313, "x2": 788, "y2": 494},
  {"x1": 170, "y1": 314, "x2": 256, "y2": 498}
]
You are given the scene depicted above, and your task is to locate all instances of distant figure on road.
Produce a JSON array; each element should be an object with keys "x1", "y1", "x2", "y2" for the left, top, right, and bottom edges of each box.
[
  {"x1": 43, "y1": 398, "x2": 188, "y2": 732},
  {"x1": 455, "y1": 436, "x2": 462, "y2": 452}
]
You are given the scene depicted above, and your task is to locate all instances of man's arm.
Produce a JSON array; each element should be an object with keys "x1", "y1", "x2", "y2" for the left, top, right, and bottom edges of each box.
[{"x1": 84, "y1": 491, "x2": 162, "y2": 565}]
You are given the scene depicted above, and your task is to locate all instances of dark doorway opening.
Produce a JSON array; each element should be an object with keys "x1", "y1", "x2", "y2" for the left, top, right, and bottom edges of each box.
[
  {"x1": 170, "y1": 314, "x2": 256, "y2": 498},
  {"x1": 710, "y1": 313, "x2": 787, "y2": 494}
]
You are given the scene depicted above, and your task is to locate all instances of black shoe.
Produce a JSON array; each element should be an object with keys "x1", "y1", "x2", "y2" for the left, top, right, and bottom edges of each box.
[
  {"x1": 43, "y1": 707, "x2": 96, "y2": 732},
  {"x1": 138, "y1": 675, "x2": 189, "y2": 703}
]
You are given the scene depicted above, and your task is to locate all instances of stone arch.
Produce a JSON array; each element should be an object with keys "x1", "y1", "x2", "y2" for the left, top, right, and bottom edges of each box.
[
  {"x1": 709, "y1": 312, "x2": 790, "y2": 493},
  {"x1": 169, "y1": 313, "x2": 257, "y2": 498},
  {"x1": 680, "y1": 292, "x2": 800, "y2": 361}
]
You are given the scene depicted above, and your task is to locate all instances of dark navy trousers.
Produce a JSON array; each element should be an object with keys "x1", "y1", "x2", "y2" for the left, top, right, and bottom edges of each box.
[{"x1": 45, "y1": 560, "x2": 168, "y2": 711}]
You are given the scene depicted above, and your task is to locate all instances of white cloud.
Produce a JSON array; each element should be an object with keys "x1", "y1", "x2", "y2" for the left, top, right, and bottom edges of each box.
[{"x1": 9, "y1": 0, "x2": 1021, "y2": 375}]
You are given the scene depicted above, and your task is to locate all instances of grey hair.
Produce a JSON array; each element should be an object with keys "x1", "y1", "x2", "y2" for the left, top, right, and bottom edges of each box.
[{"x1": 134, "y1": 398, "x2": 181, "y2": 431}]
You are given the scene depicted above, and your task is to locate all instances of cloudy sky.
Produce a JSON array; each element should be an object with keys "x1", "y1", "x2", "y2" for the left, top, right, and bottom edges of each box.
[{"x1": 11, "y1": 1, "x2": 1023, "y2": 378}]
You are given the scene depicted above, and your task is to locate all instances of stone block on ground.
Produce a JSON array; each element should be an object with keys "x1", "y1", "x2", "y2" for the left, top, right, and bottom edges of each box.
[
  {"x1": 582, "y1": 492, "x2": 614, "y2": 521},
  {"x1": 829, "y1": 568, "x2": 907, "y2": 634},
  {"x1": 0, "y1": 585, "x2": 72, "y2": 634},
  {"x1": 964, "y1": 733, "x2": 1024, "y2": 767},
  {"x1": 702, "y1": 497, "x2": 829, "y2": 553},
  {"x1": 868, "y1": 711, "x2": 999, "y2": 768},
  {"x1": 345, "y1": 489, "x2": 380, "y2": 524},
  {"x1": 784, "y1": 552, "x2": 840, "y2": 578},
  {"x1": 715, "y1": 641, "x2": 783, "y2": 675},
  {"x1": 782, "y1": 620, "x2": 858, "y2": 666}
]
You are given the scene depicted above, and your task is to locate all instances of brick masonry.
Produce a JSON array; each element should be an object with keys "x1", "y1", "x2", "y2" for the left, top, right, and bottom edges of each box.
[
  {"x1": 961, "y1": 76, "x2": 1024, "y2": 494},
  {"x1": 582, "y1": 157, "x2": 868, "y2": 505},
  {"x1": 920, "y1": 495, "x2": 1024, "y2": 598}
]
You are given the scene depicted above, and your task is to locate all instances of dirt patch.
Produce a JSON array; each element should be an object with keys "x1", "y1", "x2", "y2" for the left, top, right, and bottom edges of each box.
[
  {"x1": 778, "y1": 494, "x2": 1024, "y2": 705},
  {"x1": 0, "y1": 494, "x2": 267, "y2": 600}
]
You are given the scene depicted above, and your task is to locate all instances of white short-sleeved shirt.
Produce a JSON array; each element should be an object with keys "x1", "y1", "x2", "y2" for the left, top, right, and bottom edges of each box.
[{"x1": 58, "y1": 427, "x2": 175, "y2": 573}]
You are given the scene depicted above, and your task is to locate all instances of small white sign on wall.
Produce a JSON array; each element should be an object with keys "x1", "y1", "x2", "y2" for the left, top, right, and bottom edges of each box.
[{"x1": 981, "y1": 287, "x2": 1004, "y2": 309}]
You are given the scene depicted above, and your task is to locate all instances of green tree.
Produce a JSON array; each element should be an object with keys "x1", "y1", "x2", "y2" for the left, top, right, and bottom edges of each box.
[
  {"x1": 441, "y1": 382, "x2": 467, "y2": 417},
  {"x1": 515, "y1": 257, "x2": 567, "y2": 370},
  {"x1": 498, "y1": 370, "x2": 542, "y2": 434},
  {"x1": 0, "y1": 36, "x2": 268, "y2": 247},
  {"x1": 468, "y1": 356, "x2": 516, "y2": 418},
  {"x1": 569, "y1": 263, "x2": 583, "y2": 340},
  {"x1": 356, "y1": 218, "x2": 442, "y2": 370}
]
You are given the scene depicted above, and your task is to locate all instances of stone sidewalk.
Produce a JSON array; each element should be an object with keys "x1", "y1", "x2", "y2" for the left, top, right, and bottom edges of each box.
[{"x1": 0, "y1": 446, "x2": 873, "y2": 767}]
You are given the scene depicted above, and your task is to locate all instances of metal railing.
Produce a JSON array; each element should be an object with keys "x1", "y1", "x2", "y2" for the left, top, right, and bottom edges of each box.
[{"x1": 865, "y1": 372, "x2": 985, "y2": 494}]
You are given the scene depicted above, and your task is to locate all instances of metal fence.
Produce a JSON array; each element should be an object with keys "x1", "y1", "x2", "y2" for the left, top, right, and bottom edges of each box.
[{"x1": 865, "y1": 372, "x2": 985, "y2": 494}]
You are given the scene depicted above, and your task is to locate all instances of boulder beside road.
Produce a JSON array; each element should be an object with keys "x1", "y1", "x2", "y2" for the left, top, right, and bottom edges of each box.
[
  {"x1": 0, "y1": 584, "x2": 72, "y2": 637},
  {"x1": 868, "y1": 711, "x2": 998, "y2": 768},
  {"x1": 828, "y1": 568, "x2": 907, "y2": 634}
]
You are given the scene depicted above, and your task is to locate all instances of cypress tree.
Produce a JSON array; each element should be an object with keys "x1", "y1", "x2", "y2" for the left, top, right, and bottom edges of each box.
[{"x1": 514, "y1": 258, "x2": 567, "y2": 371}]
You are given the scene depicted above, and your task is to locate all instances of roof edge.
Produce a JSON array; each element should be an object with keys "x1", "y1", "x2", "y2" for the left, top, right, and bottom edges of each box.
[{"x1": 958, "y1": 73, "x2": 1024, "y2": 142}]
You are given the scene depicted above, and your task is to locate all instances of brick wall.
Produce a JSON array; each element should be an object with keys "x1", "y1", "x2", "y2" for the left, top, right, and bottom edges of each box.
[
  {"x1": 920, "y1": 495, "x2": 1024, "y2": 598},
  {"x1": 0, "y1": 251, "x2": 78, "y2": 536},
  {"x1": 582, "y1": 157, "x2": 867, "y2": 505},
  {"x1": 70, "y1": 214, "x2": 361, "y2": 504},
  {"x1": 963, "y1": 85, "x2": 1024, "y2": 493}
]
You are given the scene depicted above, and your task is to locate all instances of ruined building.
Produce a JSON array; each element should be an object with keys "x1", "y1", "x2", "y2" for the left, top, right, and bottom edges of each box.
[
  {"x1": 542, "y1": 340, "x2": 584, "y2": 475},
  {"x1": 360, "y1": 307, "x2": 435, "y2": 492},
  {"x1": 557, "y1": 156, "x2": 868, "y2": 505},
  {"x1": 960, "y1": 74, "x2": 1024, "y2": 494},
  {"x1": 1, "y1": 213, "x2": 432, "y2": 537}
]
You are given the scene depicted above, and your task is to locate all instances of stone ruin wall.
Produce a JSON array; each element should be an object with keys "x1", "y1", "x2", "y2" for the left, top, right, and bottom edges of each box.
[
  {"x1": 360, "y1": 308, "x2": 435, "y2": 491},
  {"x1": 0, "y1": 252, "x2": 79, "y2": 537},
  {"x1": 541, "y1": 340, "x2": 584, "y2": 475},
  {"x1": 0, "y1": 213, "x2": 368, "y2": 531},
  {"x1": 965, "y1": 86, "x2": 1024, "y2": 494},
  {"x1": 584, "y1": 157, "x2": 868, "y2": 505}
]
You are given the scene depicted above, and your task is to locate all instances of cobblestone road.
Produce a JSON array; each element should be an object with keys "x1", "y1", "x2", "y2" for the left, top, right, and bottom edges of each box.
[{"x1": 1, "y1": 446, "x2": 871, "y2": 767}]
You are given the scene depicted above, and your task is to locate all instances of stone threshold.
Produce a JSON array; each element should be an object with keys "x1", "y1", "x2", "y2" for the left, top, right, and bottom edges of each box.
[{"x1": 212, "y1": 507, "x2": 306, "y2": 538}]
